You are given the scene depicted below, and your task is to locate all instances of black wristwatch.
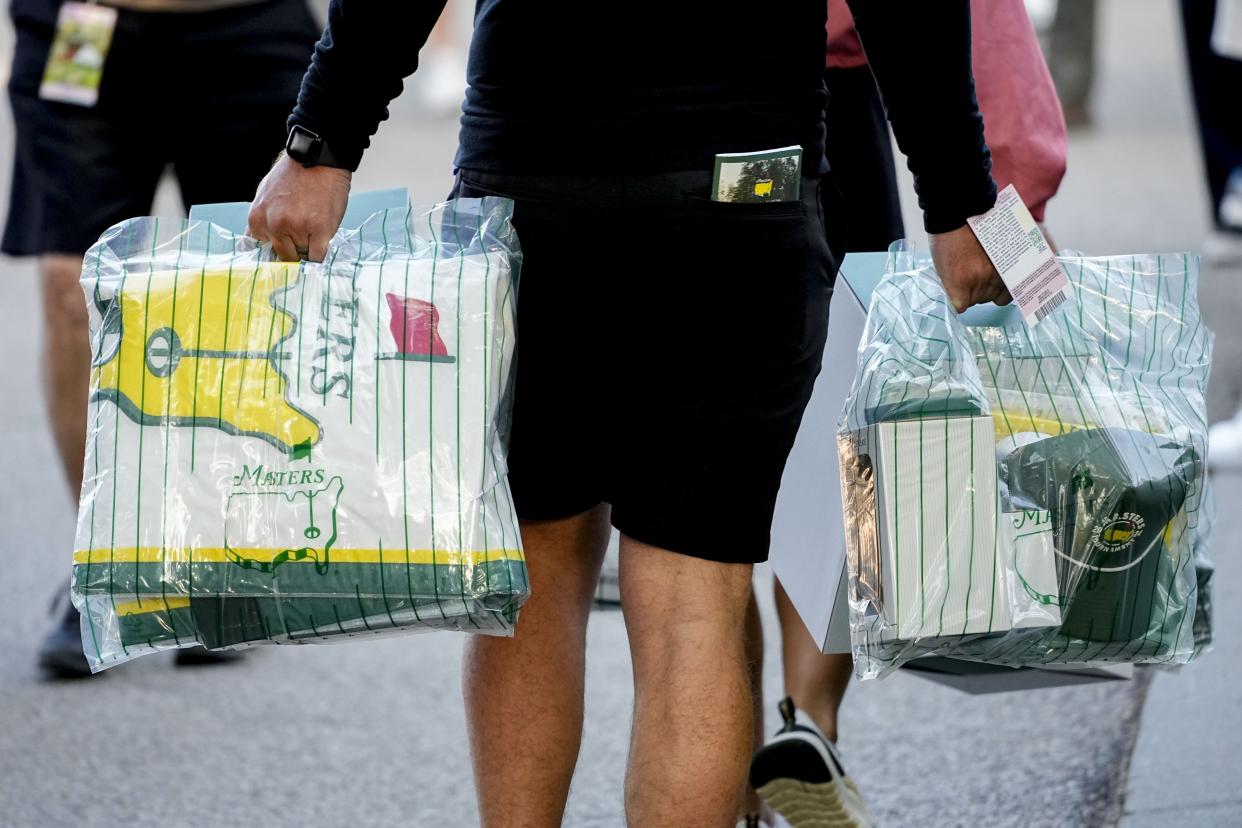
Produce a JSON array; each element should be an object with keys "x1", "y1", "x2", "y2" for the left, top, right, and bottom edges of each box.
[{"x1": 285, "y1": 125, "x2": 348, "y2": 169}]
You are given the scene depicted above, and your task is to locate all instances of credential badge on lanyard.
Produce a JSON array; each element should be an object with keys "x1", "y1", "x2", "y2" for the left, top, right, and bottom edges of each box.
[{"x1": 39, "y1": 1, "x2": 119, "y2": 107}]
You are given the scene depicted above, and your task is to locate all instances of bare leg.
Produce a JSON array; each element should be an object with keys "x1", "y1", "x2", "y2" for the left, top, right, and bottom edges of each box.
[
  {"x1": 622, "y1": 536, "x2": 755, "y2": 828},
  {"x1": 40, "y1": 254, "x2": 91, "y2": 499},
  {"x1": 463, "y1": 505, "x2": 612, "y2": 827},
  {"x1": 740, "y1": 586, "x2": 765, "y2": 820},
  {"x1": 35, "y1": 254, "x2": 93, "y2": 678},
  {"x1": 775, "y1": 577, "x2": 851, "y2": 742}
]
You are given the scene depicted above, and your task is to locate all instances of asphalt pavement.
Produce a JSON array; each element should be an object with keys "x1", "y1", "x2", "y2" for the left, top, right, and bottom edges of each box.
[{"x1": 0, "y1": 1, "x2": 1237, "y2": 826}]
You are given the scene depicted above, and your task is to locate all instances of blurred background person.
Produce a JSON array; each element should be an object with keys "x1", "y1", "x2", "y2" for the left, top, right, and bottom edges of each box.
[
  {"x1": 1186, "y1": 0, "x2": 1242, "y2": 465},
  {"x1": 744, "y1": 2, "x2": 1068, "y2": 826},
  {"x1": 1183, "y1": 0, "x2": 1242, "y2": 260},
  {"x1": 1047, "y1": 0, "x2": 1099, "y2": 126},
  {"x1": 4, "y1": 0, "x2": 319, "y2": 677}
]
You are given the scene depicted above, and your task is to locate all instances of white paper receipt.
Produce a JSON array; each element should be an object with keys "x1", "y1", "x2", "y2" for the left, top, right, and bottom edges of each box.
[{"x1": 966, "y1": 184, "x2": 1072, "y2": 325}]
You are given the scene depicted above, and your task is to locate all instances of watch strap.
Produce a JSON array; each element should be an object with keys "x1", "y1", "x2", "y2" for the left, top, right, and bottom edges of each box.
[{"x1": 286, "y1": 125, "x2": 351, "y2": 171}]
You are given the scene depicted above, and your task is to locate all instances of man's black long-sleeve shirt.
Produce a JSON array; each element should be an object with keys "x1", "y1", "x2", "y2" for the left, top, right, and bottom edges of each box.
[{"x1": 290, "y1": 1, "x2": 997, "y2": 233}]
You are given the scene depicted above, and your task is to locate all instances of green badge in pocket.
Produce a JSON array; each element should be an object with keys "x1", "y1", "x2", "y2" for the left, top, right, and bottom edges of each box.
[{"x1": 39, "y1": 2, "x2": 117, "y2": 107}]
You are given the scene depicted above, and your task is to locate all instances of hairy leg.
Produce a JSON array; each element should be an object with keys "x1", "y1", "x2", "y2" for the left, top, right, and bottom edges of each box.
[
  {"x1": 463, "y1": 505, "x2": 612, "y2": 827},
  {"x1": 622, "y1": 536, "x2": 755, "y2": 828}
]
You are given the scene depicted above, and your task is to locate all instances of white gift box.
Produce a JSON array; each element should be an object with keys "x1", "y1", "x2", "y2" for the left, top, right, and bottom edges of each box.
[{"x1": 840, "y1": 416, "x2": 1007, "y2": 641}]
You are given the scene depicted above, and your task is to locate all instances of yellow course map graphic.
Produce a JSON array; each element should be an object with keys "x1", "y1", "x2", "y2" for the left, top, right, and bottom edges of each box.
[{"x1": 92, "y1": 263, "x2": 321, "y2": 455}]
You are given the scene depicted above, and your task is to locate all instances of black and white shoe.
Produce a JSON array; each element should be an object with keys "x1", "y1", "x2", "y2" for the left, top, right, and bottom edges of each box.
[
  {"x1": 37, "y1": 588, "x2": 92, "y2": 679},
  {"x1": 749, "y1": 697, "x2": 874, "y2": 828}
]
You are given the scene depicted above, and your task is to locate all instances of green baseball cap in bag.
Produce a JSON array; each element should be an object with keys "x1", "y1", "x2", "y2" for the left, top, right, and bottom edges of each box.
[{"x1": 999, "y1": 427, "x2": 1199, "y2": 644}]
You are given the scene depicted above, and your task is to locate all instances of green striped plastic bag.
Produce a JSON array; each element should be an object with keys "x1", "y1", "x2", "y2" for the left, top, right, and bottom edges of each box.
[
  {"x1": 838, "y1": 249, "x2": 1213, "y2": 679},
  {"x1": 71, "y1": 198, "x2": 527, "y2": 671}
]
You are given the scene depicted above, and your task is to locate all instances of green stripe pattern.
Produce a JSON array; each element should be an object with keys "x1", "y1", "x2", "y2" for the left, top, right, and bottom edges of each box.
[
  {"x1": 70, "y1": 201, "x2": 527, "y2": 671},
  {"x1": 839, "y1": 250, "x2": 1213, "y2": 680}
]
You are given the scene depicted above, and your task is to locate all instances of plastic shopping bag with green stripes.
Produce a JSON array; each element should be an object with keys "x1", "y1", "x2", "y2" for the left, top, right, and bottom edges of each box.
[
  {"x1": 838, "y1": 247, "x2": 1213, "y2": 679},
  {"x1": 71, "y1": 198, "x2": 527, "y2": 671}
]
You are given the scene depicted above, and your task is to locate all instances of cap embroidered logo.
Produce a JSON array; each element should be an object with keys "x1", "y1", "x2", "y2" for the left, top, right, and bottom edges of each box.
[{"x1": 1085, "y1": 511, "x2": 1148, "y2": 570}]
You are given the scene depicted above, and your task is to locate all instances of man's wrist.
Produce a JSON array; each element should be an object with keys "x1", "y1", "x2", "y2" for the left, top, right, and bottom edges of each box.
[
  {"x1": 285, "y1": 124, "x2": 359, "y2": 172},
  {"x1": 274, "y1": 151, "x2": 353, "y2": 180}
]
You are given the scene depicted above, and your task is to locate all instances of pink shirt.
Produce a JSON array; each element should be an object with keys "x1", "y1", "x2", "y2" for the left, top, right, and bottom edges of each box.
[{"x1": 826, "y1": 0, "x2": 1067, "y2": 221}]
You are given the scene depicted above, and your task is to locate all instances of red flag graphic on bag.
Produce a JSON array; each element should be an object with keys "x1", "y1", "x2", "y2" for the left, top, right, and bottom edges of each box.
[{"x1": 385, "y1": 293, "x2": 454, "y2": 363}]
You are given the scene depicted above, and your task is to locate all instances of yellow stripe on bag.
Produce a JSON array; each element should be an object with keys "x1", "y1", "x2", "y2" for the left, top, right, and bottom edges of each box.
[
  {"x1": 114, "y1": 596, "x2": 191, "y2": 616},
  {"x1": 72, "y1": 547, "x2": 525, "y2": 566},
  {"x1": 992, "y1": 409, "x2": 1088, "y2": 440}
]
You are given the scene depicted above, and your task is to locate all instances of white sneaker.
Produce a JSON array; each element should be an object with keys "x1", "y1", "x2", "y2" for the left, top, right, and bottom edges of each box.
[
  {"x1": 1202, "y1": 231, "x2": 1242, "y2": 267},
  {"x1": 1209, "y1": 408, "x2": 1242, "y2": 470},
  {"x1": 1217, "y1": 169, "x2": 1242, "y2": 229},
  {"x1": 750, "y1": 698, "x2": 875, "y2": 828}
]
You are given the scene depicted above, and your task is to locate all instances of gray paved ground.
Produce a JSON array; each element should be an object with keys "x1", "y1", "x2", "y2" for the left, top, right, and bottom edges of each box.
[
  {"x1": 0, "y1": 1, "x2": 1237, "y2": 826},
  {"x1": 1122, "y1": 482, "x2": 1242, "y2": 827}
]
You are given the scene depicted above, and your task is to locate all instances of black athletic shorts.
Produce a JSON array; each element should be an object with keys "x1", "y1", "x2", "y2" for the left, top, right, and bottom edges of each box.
[
  {"x1": 3, "y1": 0, "x2": 319, "y2": 256},
  {"x1": 452, "y1": 169, "x2": 845, "y2": 564}
]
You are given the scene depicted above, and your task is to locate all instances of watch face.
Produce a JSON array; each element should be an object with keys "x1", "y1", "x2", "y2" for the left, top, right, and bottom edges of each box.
[{"x1": 287, "y1": 127, "x2": 320, "y2": 163}]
